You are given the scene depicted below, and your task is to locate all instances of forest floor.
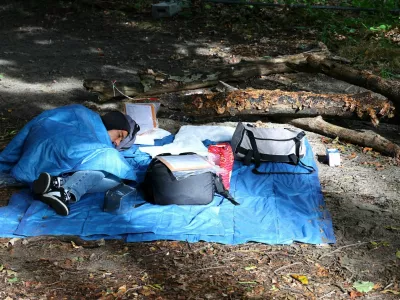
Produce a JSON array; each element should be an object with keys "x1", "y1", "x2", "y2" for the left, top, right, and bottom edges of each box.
[{"x1": 0, "y1": 1, "x2": 400, "y2": 299}]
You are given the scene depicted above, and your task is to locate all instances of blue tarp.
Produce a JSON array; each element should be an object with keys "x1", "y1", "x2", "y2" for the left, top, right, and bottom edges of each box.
[{"x1": 0, "y1": 135, "x2": 335, "y2": 244}]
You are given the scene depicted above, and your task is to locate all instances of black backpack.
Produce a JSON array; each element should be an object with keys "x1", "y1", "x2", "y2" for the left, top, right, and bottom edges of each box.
[{"x1": 141, "y1": 153, "x2": 239, "y2": 206}]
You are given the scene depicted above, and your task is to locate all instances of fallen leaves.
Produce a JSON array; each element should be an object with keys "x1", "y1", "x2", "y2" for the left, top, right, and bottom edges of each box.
[
  {"x1": 382, "y1": 289, "x2": 400, "y2": 295},
  {"x1": 0, "y1": 265, "x2": 19, "y2": 284},
  {"x1": 61, "y1": 258, "x2": 73, "y2": 269},
  {"x1": 347, "y1": 152, "x2": 357, "y2": 159},
  {"x1": 7, "y1": 277, "x2": 18, "y2": 283},
  {"x1": 353, "y1": 281, "x2": 374, "y2": 293},
  {"x1": 291, "y1": 274, "x2": 308, "y2": 285},
  {"x1": 385, "y1": 225, "x2": 400, "y2": 231},
  {"x1": 369, "y1": 241, "x2": 390, "y2": 249},
  {"x1": 71, "y1": 240, "x2": 82, "y2": 249},
  {"x1": 315, "y1": 263, "x2": 329, "y2": 277},
  {"x1": 138, "y1": 286, "x2": 156, "y2": 297},
  {"x1": 360, "y1": 160, "x2": 386, "y2": 170},
  {"x1": 115, "y1": 284, "x2": 127, "y2": 296},
  {"x1": 362, "y1": 147, "x2": 373, "y2": 153},
  {"x1": 350, "y1": 290, "x2": 363, "y2": 298}
]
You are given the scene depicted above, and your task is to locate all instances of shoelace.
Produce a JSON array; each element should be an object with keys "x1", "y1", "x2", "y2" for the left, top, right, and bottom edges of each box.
[
  {"x1": 52, "y1": 177, "x2": 65, "y2": 189},
  {"x1": 63, "y1": 189, "x2": 76, "y2": 203}
]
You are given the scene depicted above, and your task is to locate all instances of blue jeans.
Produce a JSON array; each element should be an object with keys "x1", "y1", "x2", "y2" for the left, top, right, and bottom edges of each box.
[{"x1": 63, "y1": 170, "x2": 121, "y2": 202}]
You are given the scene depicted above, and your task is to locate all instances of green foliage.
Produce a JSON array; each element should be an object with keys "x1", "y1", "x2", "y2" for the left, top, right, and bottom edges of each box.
[
  {"x1": 351, "y1": 0, "x2": 398, "y2": 10},
  {"x1": 368, "y1": 24, "x2": 391, "y2": 32}
]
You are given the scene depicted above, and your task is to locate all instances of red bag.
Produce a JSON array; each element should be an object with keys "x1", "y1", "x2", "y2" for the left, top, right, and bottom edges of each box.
[{"x1": 208, "y1": 143, "x2": 234, "y2": 190}]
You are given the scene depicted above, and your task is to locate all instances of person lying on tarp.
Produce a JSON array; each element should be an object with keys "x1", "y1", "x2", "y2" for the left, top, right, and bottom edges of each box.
[{"x1": 0, "y1": 104, "x2": 139, "y2": 216}]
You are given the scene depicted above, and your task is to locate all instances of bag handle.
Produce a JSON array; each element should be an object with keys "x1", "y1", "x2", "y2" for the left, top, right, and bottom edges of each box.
[
  {"x1": 214, "y1": 175, "x2": 240, "y2": 205},
  {"x1": 292, "y1": 131, "x2": 305, "y2": 164},
  {"x1": 246, "y1": 129, "x2": 261, "y2": 168},
  {"x1": 245, "y1": 129, "x2": 315, "y2": 175}
]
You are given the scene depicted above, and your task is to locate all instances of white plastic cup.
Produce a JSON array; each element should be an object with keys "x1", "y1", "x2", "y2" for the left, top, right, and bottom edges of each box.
[{"x1": 326, "y1": 148, "x2": 341, "y2": 167}]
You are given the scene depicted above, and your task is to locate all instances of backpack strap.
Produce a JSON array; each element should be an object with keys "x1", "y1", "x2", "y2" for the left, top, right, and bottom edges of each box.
[
  {"x1": 214, "y1": 176, "x2": 240, "y2": 205},
  {"x1": 243, "y1": 149, "x2": 253, "y2": 166},
  {"x1": 246, "y1": 129, "x2": 261, "y2": 168},
  {"x1": 291, "y1": 131, "x2": 305, "y2": 164}
]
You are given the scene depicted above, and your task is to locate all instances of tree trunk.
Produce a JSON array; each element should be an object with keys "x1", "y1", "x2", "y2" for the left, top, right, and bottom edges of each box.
[
  {"x1": 83, "y1": 51, "x2": 329, "y2": 101},
  {"x1": 289, "y1": 116, "x2": 400, "y2": 161},
  {"x1": 135, "y1": 89, "x2": 394, "y2": 125},
  {"x1": 301, "y1": 55, "x2": 400, "y2": 109}
]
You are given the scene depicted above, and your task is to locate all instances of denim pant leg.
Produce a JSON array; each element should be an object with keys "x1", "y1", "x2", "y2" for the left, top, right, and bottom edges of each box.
[{"x1": 63, "y1": 171, "x2": 121, "y2": 202}]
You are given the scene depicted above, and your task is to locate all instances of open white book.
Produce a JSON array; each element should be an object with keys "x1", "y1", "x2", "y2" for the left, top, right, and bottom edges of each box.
[{"x1": 125, "y1": 103, "x2": 160, "y2": 135}]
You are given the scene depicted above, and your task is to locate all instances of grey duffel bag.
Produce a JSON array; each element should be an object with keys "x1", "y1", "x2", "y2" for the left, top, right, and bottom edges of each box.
[{"x1": 231, "y1": 122, "x2": 314, "y2": 174}]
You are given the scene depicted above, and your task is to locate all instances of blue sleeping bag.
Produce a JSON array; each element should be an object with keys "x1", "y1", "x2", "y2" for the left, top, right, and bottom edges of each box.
[{"x1": 0, "y1": 105, "x2": 136, "y2": 183}]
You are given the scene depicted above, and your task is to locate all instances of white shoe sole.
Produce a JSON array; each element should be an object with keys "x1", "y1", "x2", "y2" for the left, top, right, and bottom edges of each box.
[{"x1": 40, "y1": 193, "x2": 69, "y2": 216}]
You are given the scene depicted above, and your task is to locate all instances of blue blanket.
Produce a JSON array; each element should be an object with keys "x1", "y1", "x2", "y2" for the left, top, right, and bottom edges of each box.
[
  {"x1": 0, "y1": 134, "x2": 335, "y2": 244},
  {"x1": 0, "y1": 105, "x2": 136, "y2": 183}
]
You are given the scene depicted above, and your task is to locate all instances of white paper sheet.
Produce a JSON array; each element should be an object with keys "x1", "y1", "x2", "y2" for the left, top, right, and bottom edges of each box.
[
  {"x1": 125, "y1": 103, "x2": 160, "y2": 134},
  {"x1": 134, "y1": 128, "x2": 171, "y2": 145},
  {"x1": 157, "y1": 154, "x2": 213, "y2": 171},
  {"x1": 139, "y1": 125, "x2": 235, "y2": 157}
]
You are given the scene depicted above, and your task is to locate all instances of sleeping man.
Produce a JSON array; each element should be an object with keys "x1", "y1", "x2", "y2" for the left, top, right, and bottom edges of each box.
[{"x1": 0, "y1": 105, "x2": 139, "y2": 216}]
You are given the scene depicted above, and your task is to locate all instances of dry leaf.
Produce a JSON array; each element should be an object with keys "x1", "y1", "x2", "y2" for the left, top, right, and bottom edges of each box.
[
  {"x1": 270, "y1": 284, "x2": 279, "y2": 291},
  {"x1": 382, "y1": 289, "x2": 400, "y2": 295},
  {"x1": 291, "y1": 274, "x2": 308, "y2": 285},
  {"x1": 350, "y1": 290, "x2": 363, "y2": 298},
  {"x1": 373, "y1": 283, "x2": 382, "y2": 290},
  {"x1": 139, "y1": 286, "x2": 156, "y2": 296},
  {"x1": 321, "y1": 137, "x2": 331, "y2": 144},
  {"x1": 363, "y1": 147, "x2": 373, "y2": 153},
  {"x1": 71, "y1": 241, "x2": 81, "y2": 249},
  {"x1": 63, "y1": 258, "x2": 73, "y2": 269},
  {"x1": 348, "y1": 152, "x2": 357, "y2": 159},
  {"x1": 315, "y1": 263, "x2": 329, "y2": 277},
  {"x1": 6, "y1": 270, "x2": 18, "y2": 277}
]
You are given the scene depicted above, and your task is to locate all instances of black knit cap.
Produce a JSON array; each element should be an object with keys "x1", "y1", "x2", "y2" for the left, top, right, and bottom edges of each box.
[{"x1": 101, "y1": 111, "x2": 131, "y2": 133}]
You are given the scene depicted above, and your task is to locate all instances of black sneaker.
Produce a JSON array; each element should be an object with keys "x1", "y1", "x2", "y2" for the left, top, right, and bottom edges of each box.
[
  {"x1": 33, "y1": 172, "x2": 64, "y2": 195},
  {"x1": 40, "y1": 187, "x2": 71, "y2": 216}
]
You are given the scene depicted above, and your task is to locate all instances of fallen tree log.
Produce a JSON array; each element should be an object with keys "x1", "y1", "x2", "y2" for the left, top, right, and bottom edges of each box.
[
  {"x1": 289, "y1": 116, "x2": 400, "y2": 161},
  {"x1": 132, "y1": 89, "x2": 394, "y2": 125},
  {"x1": 300, "y1": 55, "x2": 400, "y2": 109},
  {"x1": 83, "y1": 51, "x2": 329, "y2": 101},
  {"x1": 84, "y1": 50, "x2": 399, "y2": 110}
]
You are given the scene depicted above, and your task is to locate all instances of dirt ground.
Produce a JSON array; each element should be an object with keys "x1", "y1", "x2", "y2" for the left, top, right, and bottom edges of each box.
[{"x1": 0, "y1": 1, "x2": 400, "y2": 299}]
